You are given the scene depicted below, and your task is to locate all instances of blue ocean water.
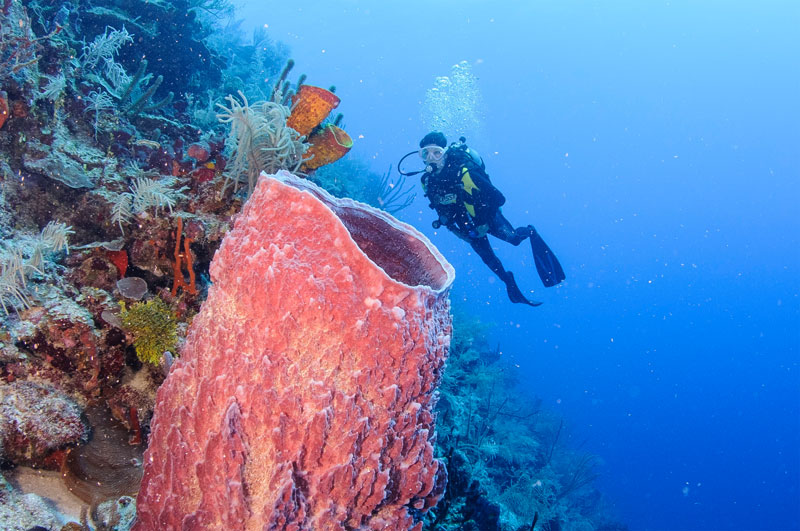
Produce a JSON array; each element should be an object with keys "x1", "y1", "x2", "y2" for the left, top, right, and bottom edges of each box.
[{"x1": 238, "y1": 1, "x2": 799, "y2": 529}]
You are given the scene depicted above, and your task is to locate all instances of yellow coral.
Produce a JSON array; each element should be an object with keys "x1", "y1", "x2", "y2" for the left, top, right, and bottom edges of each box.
[{"x1": 120, "y1": 298, "x2": 177, "y2": 365}]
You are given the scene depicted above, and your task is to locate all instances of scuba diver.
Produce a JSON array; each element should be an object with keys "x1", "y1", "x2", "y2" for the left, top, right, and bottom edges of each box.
[{"x1": 399, "y1": 131, "x2": 565, "y2": 306}]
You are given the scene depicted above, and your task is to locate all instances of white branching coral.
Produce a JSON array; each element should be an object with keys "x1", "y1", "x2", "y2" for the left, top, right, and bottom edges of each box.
[
  {"x1": 35, "y1": 74, "x2": 66, "y2": 102},
  {"x1": 130, "y1": 176, "x2": 184, "y2": 215},
  {"x1": 111, "y1": 172, "x2": 188, "y2": 234},
  {"x1": 84, "y1": 91, "x2": 115, "y2": 138},
  {"x1": 80, "y1": 26, "x2": 133, "y2": 71},
  {"x1": 0, "y1": 221, "x2": 73, "y2": 315},
  {"x1": 39, "y1": 221, "x2": 74, "y2": 254},
  {"x1": 111, "y1": 193, "x2": 134, "y2": 233},
  {"x1": 103, "y1": 58, "x2": 132, "y2": 95},
  {"x1": 216, "y1": 90, "x2": 307, "y2": 196},
  {"x1": 0, "y1": 250, "x2": 33, "y2": 315}
]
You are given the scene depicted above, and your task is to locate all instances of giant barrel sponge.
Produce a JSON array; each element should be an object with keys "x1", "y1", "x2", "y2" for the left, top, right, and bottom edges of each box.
[{"x1": 134, "y1": 171, "x2": 455, "y2": 530}]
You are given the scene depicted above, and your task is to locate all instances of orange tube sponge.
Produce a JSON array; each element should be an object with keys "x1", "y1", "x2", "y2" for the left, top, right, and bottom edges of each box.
[
  {"x1": 301, "y1": 124, "x2": 353, "y2": 171},
  {"x1": 286, "y1": 85, "x2": 340, "y2": 137},
  {"x1": 135, "y1": 171, "x2": 455, "y2": 530}
]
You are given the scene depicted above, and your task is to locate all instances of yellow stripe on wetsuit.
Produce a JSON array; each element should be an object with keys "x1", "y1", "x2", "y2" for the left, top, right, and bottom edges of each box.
[{"x1": 460, "y1": 166, "x2": 478, "y2": 217}]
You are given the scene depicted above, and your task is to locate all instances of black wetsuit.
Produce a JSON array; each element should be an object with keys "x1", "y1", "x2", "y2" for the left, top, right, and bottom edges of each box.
[{"x1": 421, "y1": 147, "x2": 538, "y2": 305}]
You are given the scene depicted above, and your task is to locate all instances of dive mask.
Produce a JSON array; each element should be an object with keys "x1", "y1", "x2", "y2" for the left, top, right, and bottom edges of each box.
[{"x1": 419, "y1": 145, "x2": 445, "y2": 164}]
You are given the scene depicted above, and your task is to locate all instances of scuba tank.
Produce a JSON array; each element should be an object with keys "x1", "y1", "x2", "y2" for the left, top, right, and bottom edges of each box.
[{"x1": 451, "y1": 136, "x2": 485, "y2": 171}]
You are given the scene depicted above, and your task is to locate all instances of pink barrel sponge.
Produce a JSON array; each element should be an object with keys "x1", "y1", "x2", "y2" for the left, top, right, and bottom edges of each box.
[{"x1": 134, "y1": 171, "x2": 455, "y2": 530}]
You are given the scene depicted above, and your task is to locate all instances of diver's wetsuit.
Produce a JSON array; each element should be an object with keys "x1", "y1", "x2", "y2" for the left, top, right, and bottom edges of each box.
[
  {"x1": 465, "y1": 211, "x2": 533, "y2": 277},
  {"x1": 421, "y1": 147, "x2": 539, "y2": 305}
]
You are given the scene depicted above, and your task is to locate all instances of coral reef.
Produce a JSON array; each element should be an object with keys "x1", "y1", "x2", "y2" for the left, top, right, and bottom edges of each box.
[
  {"x1": 135, "y1": 172, "x2": 455, "y2": 530},
  {"x1": 0, "y1": 473, "x2": 64, "y2": 531},
  {"x1": 92, "y1": 496, "x2": 138, "y2": 531},
  {"x1": 21, "y1": 116, "x2": 114, "y2": 189},
  {"x1": 31, "y1": 0, "x2": 225, "y2": 99},
  {"x1": 0, "y1": 380, "x2": 88, "y2": 465},
  {"x1": 13, "y1": 295, "x2": 121, "y2": 399}
]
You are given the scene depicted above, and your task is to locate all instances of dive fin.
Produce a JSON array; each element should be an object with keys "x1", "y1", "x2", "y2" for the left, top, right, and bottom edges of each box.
[
  {"x1": 504, "y1": 271, "x2": 543, "y2": 307},
  {"x1": 530, "y1": 228, "x2": 565, "y2": 287}
]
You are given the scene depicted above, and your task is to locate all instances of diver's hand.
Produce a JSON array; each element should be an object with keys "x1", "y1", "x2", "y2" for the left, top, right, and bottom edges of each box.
[
  {"x1": 433, "y1": 212, "x2": 453, "y2": 230},
  {"x1": 468, "y1": 224, "x2": 489, "y2": 239}
]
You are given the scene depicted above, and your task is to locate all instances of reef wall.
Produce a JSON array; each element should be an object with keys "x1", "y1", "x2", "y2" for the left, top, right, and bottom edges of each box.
[{"x1": 134, "y1": 171, "x2": 455, "y2": 530}]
